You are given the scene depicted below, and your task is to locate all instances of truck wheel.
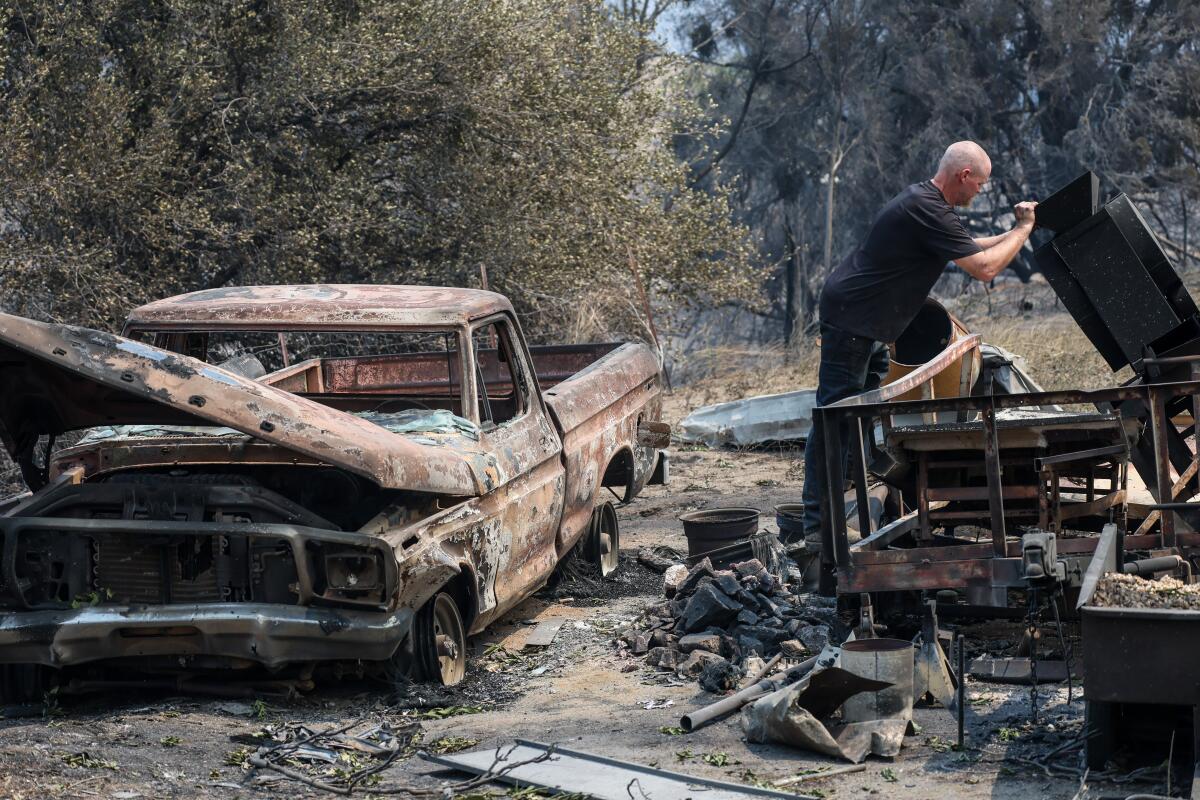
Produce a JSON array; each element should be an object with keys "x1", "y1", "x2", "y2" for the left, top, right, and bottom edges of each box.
[
  {"x1": 0, "y1": 664, "x2": 51, "y2": 706},
  {"x1": 586, "y1": 501, "x2": 620, "y2": 579},
  {"x1": 412, "y1": 592, "x2": 466, "y2": 686}
]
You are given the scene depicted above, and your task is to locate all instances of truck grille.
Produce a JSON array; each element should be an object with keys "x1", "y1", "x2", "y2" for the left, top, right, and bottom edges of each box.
[{"x1": 93, "y1": 534, "x2": 221, "y2": 604}]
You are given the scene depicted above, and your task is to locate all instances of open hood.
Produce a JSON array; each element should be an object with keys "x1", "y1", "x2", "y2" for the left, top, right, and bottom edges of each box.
[{"x1": 0, "y1": 312, "x2": 500, "y2": 495}]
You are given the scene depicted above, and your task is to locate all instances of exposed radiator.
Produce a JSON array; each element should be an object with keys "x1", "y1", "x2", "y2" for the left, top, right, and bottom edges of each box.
[{"x1": 93, "y1": 534, "x2": 221, "y2": 604}]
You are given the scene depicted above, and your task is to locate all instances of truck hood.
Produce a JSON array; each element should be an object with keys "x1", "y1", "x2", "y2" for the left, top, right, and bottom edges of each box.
[{"x1": 0, "y1": 312, "x2": 501, "y2": 495}]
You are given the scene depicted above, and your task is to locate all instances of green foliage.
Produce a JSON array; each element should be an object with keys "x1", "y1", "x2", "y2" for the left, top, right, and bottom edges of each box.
[
  {"x1": 997, "y1": 726, "x2": 1022, "y2": 742},
  {"x1": 61, "y1": 751, "x2": 117, "y2": 770},
  {"x1": 159, "y1": 735, "x2": 183, "y2": 747},
  {"x1": 426, "y1": 735, "x2": 479, "y2": 754},
  {"x1": 403, "y1": 704, "x2": 484, "y2": 719},
  {"x1": 0, "y1": 0, "x2": 756, "y2": 336},
  {"x1": 223, "y1": 746, "x2": 253, "y2": 767}
]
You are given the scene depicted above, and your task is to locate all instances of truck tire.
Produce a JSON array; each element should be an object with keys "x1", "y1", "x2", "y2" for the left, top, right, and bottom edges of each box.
[
  {"x1": 0, "y1": 664, "x2": 51, "y2": 706},
  {"x1": 411, "y1": 591, "x2": 467, "y2": 686},
  {"x1": 585, "y1": 501, "x2": 620, "y2": 579}
]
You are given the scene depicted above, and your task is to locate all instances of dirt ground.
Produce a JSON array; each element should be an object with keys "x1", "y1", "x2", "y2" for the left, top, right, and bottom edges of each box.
[{"x1": 1, "y1": 443, "x2": 1160, "y2": 800}]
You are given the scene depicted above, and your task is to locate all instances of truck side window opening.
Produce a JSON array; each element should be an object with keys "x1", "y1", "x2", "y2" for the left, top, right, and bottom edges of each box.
[{"x1": 472, "y1": 320, "x2": 527, "y2": 427}]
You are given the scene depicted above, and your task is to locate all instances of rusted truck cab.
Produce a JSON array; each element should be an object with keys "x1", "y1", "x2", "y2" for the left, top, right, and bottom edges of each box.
[{"x1": 0, "y1": 286, "x2": 666, "y2": 696}]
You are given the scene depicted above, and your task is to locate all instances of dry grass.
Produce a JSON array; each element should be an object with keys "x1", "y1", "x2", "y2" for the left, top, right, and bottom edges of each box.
[
  {"x1": 663, "y1": 343, "x2": 820, "y2": 427},
  {"x1": 968, "y1": 313, "x2": 1129, "y2": 391},
  {"x1": 663, "y1": 308, "x2": 1128, "y2": 427}
]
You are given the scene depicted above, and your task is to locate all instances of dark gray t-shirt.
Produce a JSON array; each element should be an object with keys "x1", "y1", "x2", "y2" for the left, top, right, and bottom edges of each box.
[{"x1": 819, "y1": 181, "x2": 982, "y2": 342}]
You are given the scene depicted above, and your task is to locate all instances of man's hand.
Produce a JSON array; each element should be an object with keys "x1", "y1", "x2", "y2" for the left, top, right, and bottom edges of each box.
[
  {"x1": 956, "y1": 201, "x2": 1039, "y2": 282},
  {"x1": 1014, "y1": 200, "x2": 1037, "y2": 227}
]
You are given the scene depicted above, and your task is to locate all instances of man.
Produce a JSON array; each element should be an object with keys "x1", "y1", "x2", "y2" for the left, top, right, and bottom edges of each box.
[{"x1": 800, "y1": 140, "x2": 1037, "y2": 543}]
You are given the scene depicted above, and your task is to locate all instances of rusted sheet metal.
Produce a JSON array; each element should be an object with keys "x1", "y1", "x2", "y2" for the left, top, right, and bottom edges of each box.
[
  {"x1": 125, "y1": 284, "x2": 515, "y2": 330},
  {"x1": 838, "y1": 559, "x2": 996, "y2": 593},
  {"x1": 0, "y1": 312, "x2": 499, "y2": 496},
  {"x1": 543, "y1": 343, "x2": 661, "y2": 434}
]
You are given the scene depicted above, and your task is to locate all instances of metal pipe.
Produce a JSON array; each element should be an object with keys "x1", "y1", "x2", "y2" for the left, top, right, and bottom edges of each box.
[
  {"x1": 1123, "y1": 555, "x2": 1184, "y2": 576},
  {"x1": 680, "y1": 656, "x2": 818, "y2": 732},
  {"x1": 956, "y1": 632, "x2": 965, "y2": 750},
  {"x1": 817, "y1": 407, "x2": 838, "y2": 597},
  {"x1": 981, "y1": 399, "x2": 1007, "y2": 557},
  {"x1": 1149, "y1": 388, "x2": 1176, "y2": 547},
  {"x1": 1034, "y1": 444, "x2": 1128, "y2": 470},
  {"x1": 823, "y1": 408, "x2": 849, "y2": 572},
  {"x1": 851, "y1": 418, "x2": 873, "y2": 540}
]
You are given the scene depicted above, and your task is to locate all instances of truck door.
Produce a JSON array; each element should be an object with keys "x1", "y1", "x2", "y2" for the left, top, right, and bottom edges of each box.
[{"x1": 470, "y1": 316, "x2": 565, "y2": 616}]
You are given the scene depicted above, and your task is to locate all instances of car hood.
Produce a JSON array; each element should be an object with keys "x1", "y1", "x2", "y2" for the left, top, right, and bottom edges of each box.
[{"x1": 0, "y1": 312, "x2": 502, "y2": 495}]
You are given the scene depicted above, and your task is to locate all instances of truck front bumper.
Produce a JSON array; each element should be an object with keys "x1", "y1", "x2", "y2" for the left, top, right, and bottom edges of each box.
[{"x1": 0, "y1": 603, "x2": 413, "y2": 669}]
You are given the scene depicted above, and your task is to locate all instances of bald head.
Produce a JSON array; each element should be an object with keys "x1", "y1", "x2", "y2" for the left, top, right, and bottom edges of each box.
[{"x1": 932, "y1": 141, "x2": 992, "y2": 207}]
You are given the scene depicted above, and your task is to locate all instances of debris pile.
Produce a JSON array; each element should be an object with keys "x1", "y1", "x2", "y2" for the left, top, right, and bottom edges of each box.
[
  {"x1": 618, "y1": 557, "x2": 840, "y2": 691},
  {"x1": 1091, "y1": 572, "x2": 1200, "y2": 610}
]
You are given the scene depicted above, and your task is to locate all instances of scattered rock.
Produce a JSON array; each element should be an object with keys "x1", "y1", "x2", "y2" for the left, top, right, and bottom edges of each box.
[
  {"x1": 797, "y1": 624, "x2": 831, "y2": 653},
  {"x1": 698, "y1": 657, "x2": 744, "y2": 693},
  {"x1": 731, "y1": 559, "x2": 766, "y2": 578},
  {"x1": 779, "y1": 639, "x2": 808, "y2": 658},
  {"x1": 677, "y1": 558, "x2": 716, "y2": 596},
  {"x1": 713, "y1": 571, "x2": 742, "y2": 597},
  {"x1": 676, "y1": 649, "x2": 723, "y2": 678},
  {"x1": 639, "y1": 546, "x2": 685, "y2": 574},
  {"x1": 681, "y1": 583, "x2": 742, "y2": 632},
  {"x1": 678, "y1": 632, "x2": 722, "y2": 654},
  {"x1": 738, "y1": 635, "x2": 765, "y2": 656},
  {"x1": 663, "y1": 564, "x2": 689, "y2": 597},
  {"x1": 736, "y1": 608, "x2": 760, "y2": 625},
  {"x1": 623, "y1": 544, "x2": 840, "y2": 689}
]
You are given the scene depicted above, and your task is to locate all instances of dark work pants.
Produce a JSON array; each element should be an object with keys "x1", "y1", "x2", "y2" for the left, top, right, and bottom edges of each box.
[{"x1": 801, "y1": 322, "x2": 891, "y2": 539}]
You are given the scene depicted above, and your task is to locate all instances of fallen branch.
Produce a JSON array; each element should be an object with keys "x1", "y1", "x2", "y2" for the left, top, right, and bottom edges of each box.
[{"x1": 774, "y1": 763, "x2": 866, "y2": 786}]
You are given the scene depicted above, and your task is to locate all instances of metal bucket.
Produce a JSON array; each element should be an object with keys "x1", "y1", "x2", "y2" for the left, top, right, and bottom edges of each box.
[
  {"x1": 840, "y1": 638, "x2": 915, "y2": 722},
  {"x1": 678, "y1": 507, "x2": 760, "y2": 558},
  {"x1": 774, "y1": 503, "x2": 805, "y2": 545},
  {"x1": 883, "y1": 298, "x2": 980, "y2": 402}
]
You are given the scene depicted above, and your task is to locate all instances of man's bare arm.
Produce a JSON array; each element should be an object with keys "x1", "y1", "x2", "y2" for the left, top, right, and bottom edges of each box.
[
  {"x1": 956, "y1": 202, "x2": 1037, "y2": 282},
  {"x1": 973, "y1": 231, "x2": 1013, "y2": 248}
]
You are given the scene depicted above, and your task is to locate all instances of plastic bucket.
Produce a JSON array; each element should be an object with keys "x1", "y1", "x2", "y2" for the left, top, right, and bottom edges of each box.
[
  {"x1": 678, "y1": 507, "x2": 760, "y2": 558},
  {"x1": 840, "y1": 638, "x2": 915, "y2": 722},
  {"x1": 774, "y1": 503, "x2": 805, "y2": 545}
]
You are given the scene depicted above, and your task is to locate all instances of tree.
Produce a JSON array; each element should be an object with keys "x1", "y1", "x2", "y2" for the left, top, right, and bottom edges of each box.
[
  {"x1": 0, "y1": 0, "x2": 759, "y2": 337},
  {"x1": 673, "y1": 0, "x2": 1200, "y2": 337}
]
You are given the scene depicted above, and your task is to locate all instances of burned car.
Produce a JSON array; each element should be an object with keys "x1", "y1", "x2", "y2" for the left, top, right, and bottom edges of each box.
[{"x1": 0, "y1": 285, "x2": 667, "y2": 699}]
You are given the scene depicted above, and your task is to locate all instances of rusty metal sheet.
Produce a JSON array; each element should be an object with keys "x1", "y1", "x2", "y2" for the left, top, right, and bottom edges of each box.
[
  {"x1": 124, "y1": 285, "x2": 514, "y2": 331},
  {"x1": 543, "y1": 343, "x2": 661, "y2": 435},
  {"x1": 0, "y1": 312, "x2": 500, "y2": 496}
]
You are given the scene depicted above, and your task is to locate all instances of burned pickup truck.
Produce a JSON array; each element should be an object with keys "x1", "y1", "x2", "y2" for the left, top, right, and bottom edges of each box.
[{"x1": 0, "y1": 285, "x2": 668, "y2": 698}]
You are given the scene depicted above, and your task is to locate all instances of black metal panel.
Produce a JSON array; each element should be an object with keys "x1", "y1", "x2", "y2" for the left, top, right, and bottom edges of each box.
[
  {"x1": 1107, "y1": 196, "x2": 1200, "y2": 324},
  {"x1": 1036, "y1": 170, "x2": 1100, "y2": 233},
  {"x1": 1053, "y1": 207, "x2": 1181, "y2": 367},
  {"x1": 1082, "y1": 606, "x2": 1200, "y2": 705},
  {"x1": 1035, "y1": 184, "x2": 1200, "y2": 374},
  {"x1": 1034, "y1": 240, "x2": 1127, "y2": 371}
]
